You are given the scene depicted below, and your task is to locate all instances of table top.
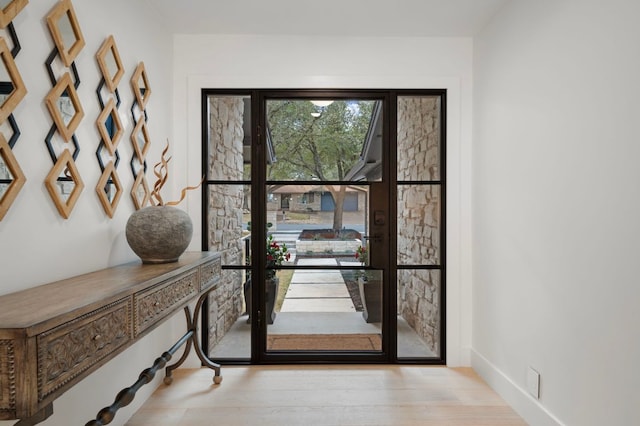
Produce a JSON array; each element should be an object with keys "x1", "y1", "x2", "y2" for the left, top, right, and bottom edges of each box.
[{"x1": 0, "y1": 251, "x2": 218, "y2": 336}]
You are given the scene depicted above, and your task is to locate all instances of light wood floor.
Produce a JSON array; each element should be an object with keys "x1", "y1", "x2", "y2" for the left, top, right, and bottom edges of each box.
[{"x1": 126, "y1": 365, "x2": 527, "y2": 425}]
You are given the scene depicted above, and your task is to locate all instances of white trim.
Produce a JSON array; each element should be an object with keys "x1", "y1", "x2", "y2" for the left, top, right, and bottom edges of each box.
[
  {"x1": 471, "y1": 349, "x2": 566, "y2": 426},
  {"x1": 179, "y1": 73, "x2": 470, "y2": 366}
]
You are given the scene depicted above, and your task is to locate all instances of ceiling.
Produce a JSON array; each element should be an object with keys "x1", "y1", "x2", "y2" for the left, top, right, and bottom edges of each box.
[{"x1": 144, "y1": 0, "x2": 511, "y2": 37}]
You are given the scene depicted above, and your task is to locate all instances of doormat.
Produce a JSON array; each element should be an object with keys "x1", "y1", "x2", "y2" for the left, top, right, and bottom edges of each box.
[{"x1": 267, "y1": 333, "x2": 382, "y2": 351}]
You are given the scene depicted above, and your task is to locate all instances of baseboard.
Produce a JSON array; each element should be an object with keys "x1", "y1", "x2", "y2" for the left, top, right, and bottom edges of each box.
[{"x1": 470, "y1": 349, "x2": 565, "y2": 426}]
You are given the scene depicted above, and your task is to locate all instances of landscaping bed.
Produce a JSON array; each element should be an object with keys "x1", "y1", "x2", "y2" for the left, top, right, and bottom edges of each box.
[{"x1": 297, "y1": 228, "x2": 363, "y2": 254}]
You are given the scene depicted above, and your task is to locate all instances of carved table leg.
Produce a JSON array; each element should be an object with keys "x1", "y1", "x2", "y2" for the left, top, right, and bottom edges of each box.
[
  {"x1": 192, "y1": 291, "x2": 222, "y2": 384},
  {"x1": 163, "y1": 306, "x2": 194, "y2": 385},
  {"x1": 163, "y1": 291, "x2": 222, "y2": 385}
]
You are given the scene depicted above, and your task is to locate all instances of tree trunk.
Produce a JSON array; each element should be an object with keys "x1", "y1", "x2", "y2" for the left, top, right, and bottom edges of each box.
[{"x1": 329, "y1": 185, "x2": 347, "y2": 230}]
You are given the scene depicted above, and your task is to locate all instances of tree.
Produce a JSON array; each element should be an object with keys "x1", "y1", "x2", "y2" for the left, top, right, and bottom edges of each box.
[{"x1": 267, "y1": 100, "x2": 374, "y2": 229}]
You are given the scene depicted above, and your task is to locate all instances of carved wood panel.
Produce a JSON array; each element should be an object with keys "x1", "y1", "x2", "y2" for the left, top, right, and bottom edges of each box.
[
  {"x1": 200, "y1": 258, "x2": 221, "y2": 292},
  {"x1": 0, "y1": 252, "x2": 220, "y2": 424},
  {"x1": 36, "y1": 299, "x2": 132, "y2": 401},
  {"x1": 0, "y1": 340, "x2": 16, "y2": 414},
  {"x1": 133, "y1": 271, "x2": 197, "y2": 336}
]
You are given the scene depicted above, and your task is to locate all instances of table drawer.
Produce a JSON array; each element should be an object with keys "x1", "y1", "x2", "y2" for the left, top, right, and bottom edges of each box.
[
  {"x1": 133, "y1": 270, "x2": 198, "y2": 336},
  {"x1": 200, "y1": 257, "x2": 221, "y2": 292},
  {"x1": 37, "y1": 298, "x2": 132, "y2": 402}
]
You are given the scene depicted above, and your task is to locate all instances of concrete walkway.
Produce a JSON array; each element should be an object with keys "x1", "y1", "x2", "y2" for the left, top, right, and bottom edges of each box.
[{"x1": 280, "y1": 258, "x2": 356, "y2": 312}]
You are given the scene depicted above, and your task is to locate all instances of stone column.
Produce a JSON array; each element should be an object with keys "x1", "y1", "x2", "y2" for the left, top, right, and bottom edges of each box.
[
  {"x1": 206, "y1": 97, "x2": 246, "y2": 352},
  {"x1": 396, "y1": 96, "x2": 441, "y2": 355}
]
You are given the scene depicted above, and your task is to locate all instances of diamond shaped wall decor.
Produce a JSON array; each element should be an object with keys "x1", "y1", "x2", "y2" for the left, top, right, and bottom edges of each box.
[
  {"x1": 129, "y1": 62, "x2": 152, "y2": 210},
  {"x1": 44, "y1": 149, "x2": 84, "y2": 219},
  {"x1": 95, "y1": 35, "x2": 125, "y2": 218},
  {"x1": 0, "y1": 36, "x2": 26, "y2": 124},
  {"x1": 0, "y1": 133, "x2": 25, "y2": 220},
  {"x1": 45, "y1": 72, "x2": 84, "y2": 142},
  {"x1": 96, "y1": 161, "x2": 122, "y2": 218}
]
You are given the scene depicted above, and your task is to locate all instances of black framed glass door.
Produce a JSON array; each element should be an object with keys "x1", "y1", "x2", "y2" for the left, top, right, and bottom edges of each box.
[
  {"x1": 201, "y1": 89, "x2": 445, "y2": 364},
  {"x1": 254, "y1": 93, "x2": 389, "y2": 362}
]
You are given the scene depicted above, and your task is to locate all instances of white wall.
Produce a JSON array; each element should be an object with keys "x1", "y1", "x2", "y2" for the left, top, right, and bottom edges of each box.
[
  {"x1": 0, "y1": 1, "x2": 180, "y2": 425},
  {"x1": 472, "y1": 0, "x2": 640, "y2": 424},
  {"x1": 173, "y1": 34, "x2": 474, "y2": 366}
]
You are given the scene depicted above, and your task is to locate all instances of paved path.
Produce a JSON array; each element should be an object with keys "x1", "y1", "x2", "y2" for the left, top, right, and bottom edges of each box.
[{"x1": 280, "y1": 258, "x2": 355, "y2": 312}]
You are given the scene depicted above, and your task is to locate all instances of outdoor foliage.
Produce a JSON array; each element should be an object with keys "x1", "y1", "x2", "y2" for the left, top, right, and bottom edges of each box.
[
  {"x1": 355, "y1": 245, "x2": 368, "y2": 265},
  {"x1": 266, "y1": 234, "x2": 290, "y2": 279},
  {"x1": 267, "y1": 100, "x2": 373, "y2": 181},
  {"x1": 266, "y1": 100, "x2": 375, "y2": 229}
]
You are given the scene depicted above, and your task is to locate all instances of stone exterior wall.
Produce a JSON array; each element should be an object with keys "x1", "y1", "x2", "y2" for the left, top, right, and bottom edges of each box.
[
  {"x1": 396, "y1": 96, "x2": 442, "y2": 355},
  {"x1": 206, "y1": 97, "x2": 246, "y2": 353}
]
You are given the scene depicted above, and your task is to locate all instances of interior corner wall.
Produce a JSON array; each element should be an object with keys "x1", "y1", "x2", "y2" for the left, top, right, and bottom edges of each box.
[
  {"x1": 172, "y1": 34, "x2": 474, "y2": 366},
  {"x1": 0, "y1": 1, "x2": 176, "y2": 425},
  {"x1": 472, "y1": 0, "x2": 640, "y2": 425}
]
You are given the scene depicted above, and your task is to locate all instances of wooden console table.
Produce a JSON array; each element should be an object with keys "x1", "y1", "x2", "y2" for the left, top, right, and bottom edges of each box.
[{"x1": 0, "y1": 251, "x2": 222, "y2": 425}]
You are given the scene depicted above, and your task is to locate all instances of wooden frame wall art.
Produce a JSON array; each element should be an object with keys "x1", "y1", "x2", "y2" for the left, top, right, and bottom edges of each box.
[
  {"x1": 0, "y1": 0, "x2": 28, "y2": 221},
  {"x1": 0, "y1": 0, "x2": 28, "y2": 28},
  {"x1": 44, "y1": 72, "x2": 83, "y2": 142},
  {"x1": 96, "y1": 35, "x2": 124, "y2": 92},
  {"x1": 0, "y1": 36, "x2": 26, "y2": 123},
  {"x1": 46, "y1": 0, "x2": 84, "y2": 67},
  {"x1": 95, "y1": 35, "x2": 125, "y2": 218},
  {"x1": 129, "y1": 62, "x2": 151, "y2": 209},
  {"x1": 0, "y1": 132, "x2": 25, "y2": 220},
  {"x1": 44, "y1": 0, "x2": 85, "y2": 219}
]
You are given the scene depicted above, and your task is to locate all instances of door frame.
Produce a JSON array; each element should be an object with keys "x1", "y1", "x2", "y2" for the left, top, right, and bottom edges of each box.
[
  {"x1": 201, "y1": 89, "x2": 446, "y2": 365},
  {"x1": 253, "y1": 90, "x2": 392, "y2": 364}
]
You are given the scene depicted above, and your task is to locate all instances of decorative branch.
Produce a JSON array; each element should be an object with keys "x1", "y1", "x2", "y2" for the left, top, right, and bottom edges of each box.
[{"x1": 149, "y1": 140, "x2": 203, "y2": 206}]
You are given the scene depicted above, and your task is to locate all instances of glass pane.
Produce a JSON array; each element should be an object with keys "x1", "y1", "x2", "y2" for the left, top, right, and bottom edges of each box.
[
  {"x1": 266, "y1": 99, "x2": 381, "y2": 182},
  {"x1": 105, "y1": 47, "x2": 119, "y2": 81},
  {"x1": 58, "y1": 13, "x2": 76, "y2": 52},
  {"x1": 106, "y1": 109, "x2": 118, "y2": 139},
  {"x1": 397, "y1": 96, "x2": 441, "y2": 181},
  {"x1": 132, "y1": 175, "x2": 147, "y2": 207},
  {"x1": 204, "y1": 93, "x2": 251, "y2": 360},
  {"x1": 0, "y1": 149, "x2": 12, "y2": 201},
  {"x1": 56, "y1": 174, "x2": 75, "y2": 202},
  {"x1": 103, "y1": 170, "x2": 118, "y2": 203},
  {"x1": 397, "y1": 269, "x2": 441, "y2": 358},
  {"x1": 97, "y1": 144, "x2": 111, "y2": 166},
  {"x1": 266, "y1": 266, "x2": 382, "y2": 351},
  {"x1": 0, "y1": 112, "x2": 11, "y2": 135},
  {"x1": 207, "y1": 184, "x2": 250, "y2": 266},
  {"x1": 57, "y1": 96, "x2": 76, "y2": 126},
  {"x1": 206, "y1": 95, "x2": 251, "y2": 180},
  {"x1": 207, "y1": 268, "x2": 251, "y2": 360},
  {"x1": 133, "y1": 120, "x2": 149, "y2": 157},
  {"x1": 266, "y1": 183, "x2": 369, "y2": 246},
  {"x1": 397, "y1": 184, "x2": 441, "y2": 265},
  {"x1": 0, "y1": 63, "x2": 14, "y2": 109},
  {"x1": 206, "y1": 184, "x2": 251, "y2": 361}
]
